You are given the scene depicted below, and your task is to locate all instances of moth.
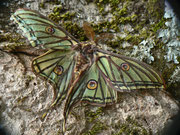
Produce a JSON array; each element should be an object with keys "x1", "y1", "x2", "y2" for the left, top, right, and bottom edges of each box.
[{"x1": 11, "y1": 8, "x2": 165, "y2": 131}]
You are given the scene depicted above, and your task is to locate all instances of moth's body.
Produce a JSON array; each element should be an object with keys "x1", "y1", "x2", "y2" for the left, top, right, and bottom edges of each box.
[
  {"x1": 11, "y1": 8, "x2": 166, "y2": 133},
  {"x1": 67, "y1": 41, "x2": 97, "y2": 100},
  {"x1": 73, "y1": 41, "x2": 96, "y2": 78}
]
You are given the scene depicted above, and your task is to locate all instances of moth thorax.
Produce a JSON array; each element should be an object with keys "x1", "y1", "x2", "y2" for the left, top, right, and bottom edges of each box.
[
  {"x1": 81, "y1": 41, "x2": 95, "y2": 47},
  {"x1": 81, "y1": 41, "x2": 95, "y2": 53}
]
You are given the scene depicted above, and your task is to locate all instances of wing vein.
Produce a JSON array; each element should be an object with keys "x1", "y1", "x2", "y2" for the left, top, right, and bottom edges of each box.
[
  {"x1": 108, "y1": 56, "x2": 122, "y2": 91},
  {"x1": 98, "y1": 73, "x2": 105, "y2": 104}
]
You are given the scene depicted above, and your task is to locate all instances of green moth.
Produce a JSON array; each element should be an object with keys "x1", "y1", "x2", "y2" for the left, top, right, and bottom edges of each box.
[{"x1": 11, "y1": 8, "x2": 165, "y2": 132}]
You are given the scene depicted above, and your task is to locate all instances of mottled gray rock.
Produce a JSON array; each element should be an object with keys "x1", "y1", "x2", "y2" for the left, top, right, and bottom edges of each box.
[{"x1": 0, "y1": 51, "x2": 178, "y2": 134}]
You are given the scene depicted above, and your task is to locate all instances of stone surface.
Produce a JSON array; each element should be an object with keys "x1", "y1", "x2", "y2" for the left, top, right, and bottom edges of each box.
[{"x1": 0, "y1": 53, "x2": 178, "y2": 134}]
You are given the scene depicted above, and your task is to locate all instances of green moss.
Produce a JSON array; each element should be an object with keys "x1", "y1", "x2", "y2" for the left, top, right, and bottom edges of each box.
[
  {"x1": 177, "y1": 56, "x2": 180, "y2": 64},
  {"x1": 48, "y1": 9, "x2": 76, "y2": 23},
  {"x1": 106, "y1": 33, "x2": 142, "y2": 49},
  {"x1": 147, "y1": 0, "x2": 163, "y2": 19},
  {"x1": 25, "y1": 75, "x2": 35, "y2": 87},
  {"x1": 41, "y1": 112, "x2": 48, "y2": 120},
  {"x1": 92, "y1": 1, "x2": 141, "y2": 48},
  {"x1": 81, "y1": 107, "x2": 108, "y2": 134},
  {"x1": 107, "y1": 40, "x2": 123, "y2": 48},
  {"x1": 0, "y1": 33, "x2": 25, "y2": 51},
  {"x1": 61, "y1": 11, "x2": 76, "y2": 21},
  {"x1": 85, "y1": 107, "x2": 103, "y2": 122},
  {"x1": 115, "y1": 8, "x2": 127, "y2": 16},
  {"x1": 167, "y1": 81, "x2": 180, "y2": 101},
  {"x1": 40, "y1": 0, "x2": 61, "y2": 6},
  {"x1": 113, "y1": 117, "x2": 150, "y2": 135},
  {"x1": 62, "y1": 21, "x2": 87, "y2": 41},
  {"x1": 150, "y1": 17, "x2": 167, "y2": 33},
  {"x1": 53, "y1": 5, "x2": 63, "y2": 13},
  {"x1": 0, "y1": 33, "x2": 20, "y2": 43},
  {"x1": 163, "y1": 65, "x2": 177, "y2": 86},
  {"x1": 92, "y1": 21, "x2": 111, "y2": 33},
  {"x1": 48, "y1": 4, "x2": 75, "y2": 23},
  {"x1": 82, "y1": 121, "x2": 108, "y2": 135},
  {"x1": 47, "y1": 5, "x2": 89, "y2": 41},
  {"x1": 86, "y1": 0, "x2": 94, "y2": 3},
  {"x1": 26, "y1": 75, "x2": 34, "y2": 81},
  {"x1": 17, "y1": 96, "x2": 28, "y2": 104},
  {"x1": 154, "y1": 39, "x2": 166, "y2": 49},
  {"x1": 39, "y1": 2, "x2": 45, "y2": 9},
  {"x1": 109, "y1": 0, "x2": 120, "y2": 6}
]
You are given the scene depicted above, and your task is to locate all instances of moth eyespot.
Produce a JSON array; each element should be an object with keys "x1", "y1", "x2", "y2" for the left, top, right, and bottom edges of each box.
[
  {"x1": 121, "y1": 63, "x2": 130, "y2": 71},
  {"x1": 54, "y1": 65, "x2": 63, "y2": 75},
  {"x1": 87, "y1": 79, "x2": 98, "y2": 90},
  {"x1": 45, "y1": 26, "x2": 55, "y2": 34}
]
